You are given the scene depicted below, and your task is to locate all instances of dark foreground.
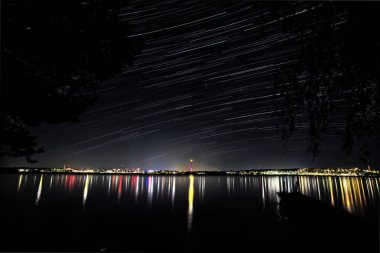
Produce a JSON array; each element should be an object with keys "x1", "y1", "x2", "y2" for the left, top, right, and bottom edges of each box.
[
  {"x1": 278, "y1": 192, "x2": 379, "y2": 253},
  {"x1": 0, "y1": 174, "x2": 379, "y2": 252}
]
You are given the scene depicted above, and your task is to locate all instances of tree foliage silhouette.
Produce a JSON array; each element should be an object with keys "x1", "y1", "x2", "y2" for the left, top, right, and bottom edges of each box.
[
  {"x1": 273, "y1": 2, "x2": 380, "y2": 161},
  {"x1": 1, "y1": 0, "x2": 140, "y2": 163}
]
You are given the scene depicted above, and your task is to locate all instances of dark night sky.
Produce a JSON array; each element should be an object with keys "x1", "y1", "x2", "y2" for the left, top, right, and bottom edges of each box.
[{"x1": 4, "y1": 1, "x2": 380, "y2": 170}]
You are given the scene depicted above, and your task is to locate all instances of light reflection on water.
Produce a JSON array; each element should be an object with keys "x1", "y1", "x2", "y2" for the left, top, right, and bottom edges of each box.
[
  {"x1": 13, "y1": 174, "x2": 380, "y2": 222},
  {"x1": 82, "y1": 175, "x2": 90, "y2": 207},
  {"x1": 35, "y1": 174, "x2": 43, "y2": 205},
  {"x1": 187, "y1": 175, "x2": 194, "y2": 233}
]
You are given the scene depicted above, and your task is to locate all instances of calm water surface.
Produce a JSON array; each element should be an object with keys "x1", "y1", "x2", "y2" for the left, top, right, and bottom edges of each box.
[{"x1": 1, "y1": 174, "x2": 379, "y2": 251}]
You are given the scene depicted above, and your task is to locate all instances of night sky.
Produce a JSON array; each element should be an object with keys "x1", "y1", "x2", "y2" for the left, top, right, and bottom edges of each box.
[{"x1": 5, "y1": 1, "x2": 380, "y2": 170}]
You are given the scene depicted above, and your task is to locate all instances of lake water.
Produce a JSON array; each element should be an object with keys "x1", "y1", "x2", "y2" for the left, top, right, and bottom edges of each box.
[{"x1": 1, "y1": 174, "x2": 379, "y2": 252}]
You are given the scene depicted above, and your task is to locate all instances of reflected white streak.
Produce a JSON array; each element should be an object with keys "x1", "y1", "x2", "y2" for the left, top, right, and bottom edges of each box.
[
  {"x1": 147, "y1": 176, "x2": 153, "y2": 207},
  {"x1": 135, "y1": 176, "x2": 140, "y2": 203},
  {"x1": 171, "y1": 177, "x2": 176, "y2": 208},
  {"x1": 17, "y1": 174, "x2": 23, "y2": 192},
  {"x1": 35, "y1": 175, "x2": 43, "y2": 205},
  {"x1": 49, "y1": 176, "x2": 53, "y2": 189},
  {"x1": 83, "y1": 175, "x2": 90, "y2": 207}
]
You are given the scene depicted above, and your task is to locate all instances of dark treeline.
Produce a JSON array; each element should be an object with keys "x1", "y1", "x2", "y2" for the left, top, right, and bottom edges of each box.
[{"x1": 1, "y1": 0, "x2": 140, "y2": 162}]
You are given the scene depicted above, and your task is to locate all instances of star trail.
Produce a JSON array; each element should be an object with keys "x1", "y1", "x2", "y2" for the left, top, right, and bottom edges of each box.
[{"x1": 8, "y1": 0, "x2": 378, "y2": 170}]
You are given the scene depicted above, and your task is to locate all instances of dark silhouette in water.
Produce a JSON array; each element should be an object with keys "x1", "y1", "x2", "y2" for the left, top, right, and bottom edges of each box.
[
  {"x1": 294, "y1": 180, "x2": 300, "y2": 193},
  {"x1": 278, "y1": 191, "x2": 379, "y2": 253}
]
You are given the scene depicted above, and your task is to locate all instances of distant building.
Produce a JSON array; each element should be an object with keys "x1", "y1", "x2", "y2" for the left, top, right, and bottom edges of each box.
[{"x1": 189, "y1": 159, "x2": 193, "y2": 172}]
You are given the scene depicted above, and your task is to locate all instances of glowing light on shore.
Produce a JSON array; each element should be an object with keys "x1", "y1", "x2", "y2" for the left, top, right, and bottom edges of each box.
[{"x1": 189, "y1": 159, "x2": 193, "y2": 172}]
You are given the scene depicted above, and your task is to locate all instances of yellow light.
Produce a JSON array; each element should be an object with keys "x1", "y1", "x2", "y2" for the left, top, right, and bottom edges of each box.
[
  {"x1": 190, "y1": 159, "x2": 193, "y2": 162},
  {"x1": 187, "y1": 175, "x2": 194, "y2": 233}
]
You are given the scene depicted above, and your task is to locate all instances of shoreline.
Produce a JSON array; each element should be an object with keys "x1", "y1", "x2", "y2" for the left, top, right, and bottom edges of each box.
[{"x1": 1, "y1": 171, "x2": 379, "y2": 177}]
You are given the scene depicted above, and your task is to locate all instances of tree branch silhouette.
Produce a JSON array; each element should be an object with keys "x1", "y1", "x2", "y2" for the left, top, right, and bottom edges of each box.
[
  {"x1": 1, "y1": 0, "x2": 141, "y2": 162},
  {"x1": 273, "y1": 2, "x2": 380, "y2": 161}
]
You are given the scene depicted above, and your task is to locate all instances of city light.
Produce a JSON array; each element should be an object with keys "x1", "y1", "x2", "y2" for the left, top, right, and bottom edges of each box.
[{"x1": 5, "y1": 166, "x2": 380, "y2": 177}]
